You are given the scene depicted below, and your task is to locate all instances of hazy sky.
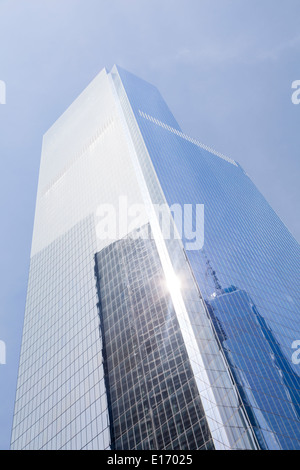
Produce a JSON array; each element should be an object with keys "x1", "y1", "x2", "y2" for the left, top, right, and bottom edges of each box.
[{"x1": 0, "y1": 0, "x2": 299, "y2": 450}]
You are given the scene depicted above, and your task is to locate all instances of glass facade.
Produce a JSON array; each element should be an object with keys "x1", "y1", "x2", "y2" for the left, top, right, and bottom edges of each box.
[
  {"x1": 11, "y1": 65, "x2": 300, "y2": 450},
  {"x1": 115, "y1": 66, "x2": 300, "y2": 450},
  {"x1": 11, "y1": 216, "x2": 110, "y2": 450},
  {"x1": 11, "y1": 68, "x2": 148, "y2": 449},
  {"x1": 94, "y1": 224, "x2": 213, "y2": 450}
]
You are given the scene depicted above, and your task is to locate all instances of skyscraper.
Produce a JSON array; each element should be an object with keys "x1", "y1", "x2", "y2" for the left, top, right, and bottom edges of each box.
[{"x1": 11, "y1": 66, "x2": 300, "y2": 450}]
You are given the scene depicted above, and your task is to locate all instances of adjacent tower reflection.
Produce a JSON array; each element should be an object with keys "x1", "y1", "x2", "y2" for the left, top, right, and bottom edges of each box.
[{"x1": 94, "y1": 225, "x2": 213, "y2": 450}]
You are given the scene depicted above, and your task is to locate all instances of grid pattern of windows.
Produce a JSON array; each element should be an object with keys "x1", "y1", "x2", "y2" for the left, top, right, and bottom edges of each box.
[
  {"x1": 11, "y1": 67, "x2": 149, "y2": 450},
  {"x1": 138, "y1": 110, "x2": 237, "y2": 166},
  {"x1": 112, "y1": 66, "x2": 258, "y2": 450},
  {"x1": 117, "y1": 70, "x2": 300, "y2": 449},
  {"x1": 95, "y1": 225, "x2": 213, "y2": 450},
  {"x1": 11, "y1": 217, "x2": 110, "y2": 450},
  {"x1": 13, "y1": 64, "x2": 298, "y2": 451},
  {"x1": 207, "y1": 287, "x2": 300, "y2": 450}
]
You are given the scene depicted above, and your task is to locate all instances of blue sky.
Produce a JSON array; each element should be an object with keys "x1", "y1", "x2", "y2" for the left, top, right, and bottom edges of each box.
[{"x1": 0, "y1": 0, "x2": 299, "y2": 450}]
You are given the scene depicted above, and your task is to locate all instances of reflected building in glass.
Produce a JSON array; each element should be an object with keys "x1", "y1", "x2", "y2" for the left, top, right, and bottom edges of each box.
[{"x1": 11, "y1": 66, "x2": 300, "y2": 450}]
